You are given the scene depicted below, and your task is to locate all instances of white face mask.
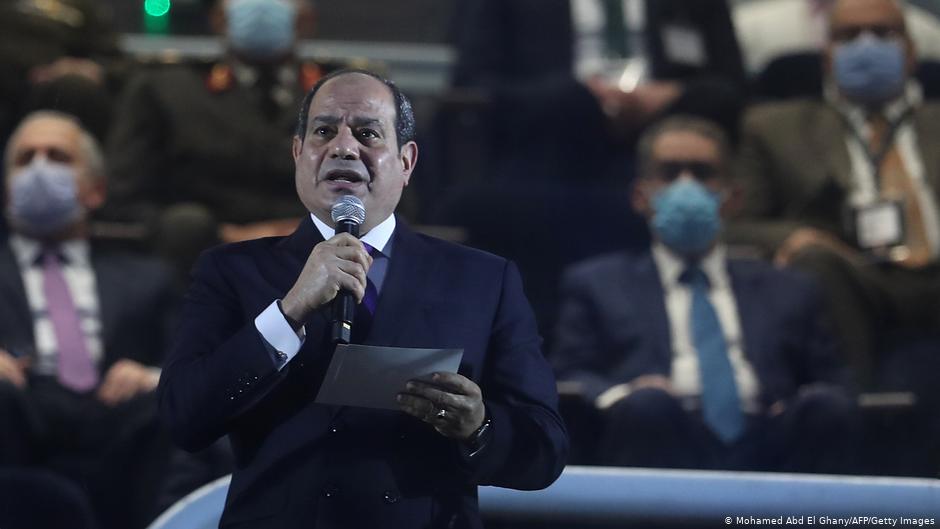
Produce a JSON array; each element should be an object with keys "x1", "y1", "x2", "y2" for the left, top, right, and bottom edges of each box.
[
  {"x1": 226, "y1": 0, "x2": 297, "y2": 60},
  {"x1": 6, "y1": 159, "x2": 83, "y2": 237}
]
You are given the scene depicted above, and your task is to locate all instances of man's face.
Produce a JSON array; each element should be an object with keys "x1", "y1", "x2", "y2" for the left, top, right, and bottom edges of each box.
[
  {"x1": 633, "y1": 129, "x2": 725, "y2": 218},
  {"x1": 4, "y1": 116, "x2": 102, "y2": 211},
  {"x1": 825, "y1": 0, "x2": 915, "y2": 80},
  {"x1": 292, "y1": 73, "x2": 417, "y2": 233}
]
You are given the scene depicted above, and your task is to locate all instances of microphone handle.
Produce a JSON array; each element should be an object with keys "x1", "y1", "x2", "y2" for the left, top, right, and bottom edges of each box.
[{"x1": 331, "y1": 219, "x2": 361, "y2": 344}]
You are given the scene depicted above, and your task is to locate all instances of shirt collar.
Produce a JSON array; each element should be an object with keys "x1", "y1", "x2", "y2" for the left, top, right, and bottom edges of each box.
[
  {"x1": 827, "y1": 79, "x2": 922, "y2": 125},
  {"x1": 651, "y1": 242, "x2": 727, "y2": 289},
  {"x1": 310, "y1": 212, "x2": 396, "y2": 257},
  {"x1": 9, "y1": 234, "x2": 90, "y2": 268}
]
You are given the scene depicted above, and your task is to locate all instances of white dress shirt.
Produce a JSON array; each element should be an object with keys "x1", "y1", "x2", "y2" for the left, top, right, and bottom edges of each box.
[
  {"x1": 8, "y1": 235, "x2": 103, "y2": 376},
  {"x1": 831, "y1": 83, "x2": 940, "y2": 258},
  {"x1": 570, "y1": 0, "x2": 647, "y2": 80},
  {"x1": 652, "y1": 243, "x2": 761, "y2": 413}
]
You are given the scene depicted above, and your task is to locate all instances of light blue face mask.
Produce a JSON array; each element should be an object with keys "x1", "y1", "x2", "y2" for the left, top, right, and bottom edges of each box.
[
  {"x1": 650, "y1": 178, "x2": 722, "y2": 257},
  {"x1": 833, "y1": 33, "x2": 906, "y2": 105},
  {"x1": 226, "y1": 0, "x2": 297, "y2": 60},
  {"x1": 7, "y1": 159, "x2": 83, "y2": 237}
]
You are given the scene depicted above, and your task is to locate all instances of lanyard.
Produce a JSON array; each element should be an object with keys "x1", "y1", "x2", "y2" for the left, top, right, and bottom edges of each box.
[{"x1": 843, "y1": 107, "x2": 914, "y2": 185}]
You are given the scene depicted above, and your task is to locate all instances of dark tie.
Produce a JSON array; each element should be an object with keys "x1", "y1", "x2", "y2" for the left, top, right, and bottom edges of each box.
[
  {"x1": 41, "y1": 247, "x2": 98, "y2": 392},
  {"x1": 680, "y1": 266, "x2": 744, "y2": 444},
  {"x1": 361, "y1": 243, "x2": 379, "y2": 315},
  {"x1": 604, "y1": 0, "x2": 630, "y2": 58}
]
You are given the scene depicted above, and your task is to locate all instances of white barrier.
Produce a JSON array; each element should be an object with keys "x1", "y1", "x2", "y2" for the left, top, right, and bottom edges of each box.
[{"x1": 147, "y1": 466, "x2": 940, "y2": 529}]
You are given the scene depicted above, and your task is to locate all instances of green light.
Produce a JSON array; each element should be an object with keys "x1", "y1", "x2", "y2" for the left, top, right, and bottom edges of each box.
[{"x1": 144, "y1": 0, "x2": 171, "y2": 17}]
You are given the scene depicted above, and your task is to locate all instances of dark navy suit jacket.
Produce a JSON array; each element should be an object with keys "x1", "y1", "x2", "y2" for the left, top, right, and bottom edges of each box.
[
  {"x1": 158, "y1": 217, "x2": 568, "y2": 529},
  {"x1": 552, "y1": 251, "x2": 847, "y2": 408}
]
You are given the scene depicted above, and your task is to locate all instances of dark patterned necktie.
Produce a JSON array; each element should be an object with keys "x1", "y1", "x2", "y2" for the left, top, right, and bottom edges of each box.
[{"x1": 362, "y1": 243, "x2": 379, "y2": 315}]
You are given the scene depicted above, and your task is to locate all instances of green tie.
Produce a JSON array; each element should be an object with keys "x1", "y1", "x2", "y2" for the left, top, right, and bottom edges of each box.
[{"x1": 604, "y1": 0, "x2": 630, "y2": 58}]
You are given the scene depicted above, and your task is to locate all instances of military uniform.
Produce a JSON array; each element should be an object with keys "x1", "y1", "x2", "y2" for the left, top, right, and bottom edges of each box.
[
  {"x1": 106, "y1": 58, "x2": 339, "y2": 222},
  {"x1": 0, "y1": 0, "x2": 120, "y2": 142},
  {"x1": 105, "y1": 57, "x2": 345, "y2": 279}
]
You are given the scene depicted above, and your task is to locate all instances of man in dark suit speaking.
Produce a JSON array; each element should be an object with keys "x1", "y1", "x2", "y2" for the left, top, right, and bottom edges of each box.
[{"x1": 158, "y1": 69, "x2": 568, "y2": 528}]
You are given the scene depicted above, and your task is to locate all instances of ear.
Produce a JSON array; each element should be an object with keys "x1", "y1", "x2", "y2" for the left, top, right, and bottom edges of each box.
[
  {"x1": 292, "y1": 135, "x2": 303, "y2": 162},
  {"x1": 905, "y1": 36, "x2": 918, "y2": 76},
  {"x1": 209, "y1": 1, "x2": 227, "y2": 36},
  {"x1": 296, "y1": 1, "x2": 317, "y2": 39},
  {"x1": 399, "y1": 141, "x2": 418, "y2": 188},
  {"x1": 719, "y1": 181, "x2": 743, "y2": 219},
  {"x1": 631, "y1": 180, "x2": 650, "y2": 217},
  {"x1": 80, "y1": 178, "x2": 107, "y2": 211}
]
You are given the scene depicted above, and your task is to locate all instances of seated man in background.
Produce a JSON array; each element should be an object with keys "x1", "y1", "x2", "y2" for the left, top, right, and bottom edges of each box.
[
  {"x1": 734, "y1": 0, "x2": 940, "y2": 77},
  {"x1": 0, "y1": 111, "x2": 177, "y2": 529},
  {"x1": 106, "y1": 0, "x2": 340, "y2": 283},
  {"x1": 0, "y1": 0, "x2": 121, "y2": 145},
  {"x1": 439, "y1": 0, "x2": 748, "y2": 341},
  {"x1": 731, "y1": 0, "x2": 940, "y2": 388},
  {"x1": 553, "y1": 116, "x2": 857, "y2": 473}
]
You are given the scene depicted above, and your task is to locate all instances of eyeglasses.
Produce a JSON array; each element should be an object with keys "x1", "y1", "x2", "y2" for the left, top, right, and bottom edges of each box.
[
  {"x1": 648, "y1": 160, "x2": 721, "y2": 182},
  {"x1": 831, "y1": 24, "x2": 905, "y2": 43}
]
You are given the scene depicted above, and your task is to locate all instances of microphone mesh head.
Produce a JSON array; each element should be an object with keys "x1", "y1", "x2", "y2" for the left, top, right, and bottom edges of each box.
[{"x1": 331, "y1": 195, "x2": 366, "y2": 225}]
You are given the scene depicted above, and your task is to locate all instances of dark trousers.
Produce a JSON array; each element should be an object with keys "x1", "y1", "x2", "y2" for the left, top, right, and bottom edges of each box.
[
  {"x1": 0, "y1": 379, "x2": 171, "y2": 529},
  {"x1": 597, "y1": 386, "x2": 860, "y2": 473},
  {"x1": 0, "y1": 468, "x2": 99, "y2": 529}
]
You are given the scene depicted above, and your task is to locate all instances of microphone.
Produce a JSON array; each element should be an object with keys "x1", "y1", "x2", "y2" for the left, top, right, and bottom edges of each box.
[{"x1": 330, "y1": 195, "x2": 366, "y2": 344}]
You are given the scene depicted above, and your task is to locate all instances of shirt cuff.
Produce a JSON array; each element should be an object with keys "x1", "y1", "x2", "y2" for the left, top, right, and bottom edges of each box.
[{"x1": 254, "y1": 300, "x2": 305, "y2": 371}]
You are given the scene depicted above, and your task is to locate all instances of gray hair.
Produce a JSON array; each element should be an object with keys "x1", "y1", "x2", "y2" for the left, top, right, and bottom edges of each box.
[{"x1": 4, "y1": 110, "x2": 106, "y2": 183}]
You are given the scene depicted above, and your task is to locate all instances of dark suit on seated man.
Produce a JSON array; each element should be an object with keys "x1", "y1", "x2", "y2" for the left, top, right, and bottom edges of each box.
[
  {"x1": 158, "y1": 70, "x2": 568, "y2": 529},
  {"x1": 0, "y1": 111, "x2": 176, "y2": 529},
  {"x1": 553, "y1": 116, "x2": 858, "y2": 473}
]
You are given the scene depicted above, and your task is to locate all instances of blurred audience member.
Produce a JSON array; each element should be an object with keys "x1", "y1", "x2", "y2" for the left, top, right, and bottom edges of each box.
[
  {"x1": 731, "y1": 0, "x2": 940, "y2": 388},
  {"x1": 553, "y1": 116, "x2": 857, "y2": 473},
  {"x1": 734, "y1": 0, "x2": 940, "y2": 76},
  {"x1": 106, "y1": 0, "x2": 338, "y2": 281},
  {"x1": 438, "y1": 0, "x2": 748, "y2": 339},
  {"x1": 0, "y1": 0, "x2": 121, "y2": 144},
  {"x1": 450, "y1": 0, "x2": 746, "y2": 186},
  {"x1": 0, "y1": 112, "x2": 176, "y2": 529}
]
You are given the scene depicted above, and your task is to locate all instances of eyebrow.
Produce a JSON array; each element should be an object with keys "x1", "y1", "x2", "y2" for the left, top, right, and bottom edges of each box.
[{"x1": 309, "y1": 115, "x2": 385, "y2": 129}]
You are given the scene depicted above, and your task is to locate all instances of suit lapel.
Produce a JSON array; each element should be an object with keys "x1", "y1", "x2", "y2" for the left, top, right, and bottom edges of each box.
[
  {"x1": 628, "y1": 253, "x2": 673, "y2": 370},
  {"x1": 364, "y1": 219, "x2": 439, "y2": 346},
  {"x1": 277, "y1": 216, "x2": 329, "y2": 341},
  {"x1": 90, "y1": 251, "x2": 121, "y2": 364},
  {"x1": 0, "y1": 242, "x2": 34, "y2": 353},
  {"x1": 914, "y1": 110, "x2": 940, "y2": 193},
  {"x1": 811, "y1": 104, "x2": 854, "y2": 193},
  {"x1": 726, "y1": 260, "x2": 762, "y2": 366}
]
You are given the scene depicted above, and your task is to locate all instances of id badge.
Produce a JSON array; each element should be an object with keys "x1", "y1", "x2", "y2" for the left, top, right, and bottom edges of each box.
[
  {"x1": 661, "y1": 24, "x2": 706, "y2": 67},
  {"x1": 853, "y1": 200, "x2": 905, "y2": 250}
]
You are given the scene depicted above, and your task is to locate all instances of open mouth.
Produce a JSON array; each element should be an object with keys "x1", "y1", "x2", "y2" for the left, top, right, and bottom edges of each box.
[{"x1": 325, "y1": 169, "x2": 368, "y2": 184}]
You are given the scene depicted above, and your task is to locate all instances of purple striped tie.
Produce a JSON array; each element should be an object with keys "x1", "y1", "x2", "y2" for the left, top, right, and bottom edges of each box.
[
  {"x1": 362, "y1": 243, "x2": 378, "y2": 315},
  {"x1": 42, "y1": 248, "x2": 98, "y2": 392}
]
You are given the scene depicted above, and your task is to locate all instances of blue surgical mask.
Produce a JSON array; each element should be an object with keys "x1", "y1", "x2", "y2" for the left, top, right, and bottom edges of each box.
[
  {"x1": 833, "y1": 34, "x2": 906, "y2": 105},
  {"x1": 650, "y1": 178, "x2": 722, "y2": 256},
  {"x1": 7, "y1": 159, "x2": 83, "y2": 237},
  {"x1": 226, "y1": 0, "x2": 296, "y2": 60}
]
